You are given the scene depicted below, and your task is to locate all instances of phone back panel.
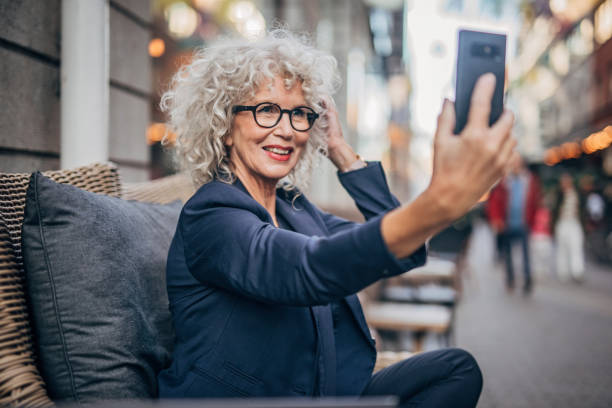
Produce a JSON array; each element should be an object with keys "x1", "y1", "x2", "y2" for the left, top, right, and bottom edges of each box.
[{"x1": 454, "y1": 29, "x2": 506, "y2": 134}]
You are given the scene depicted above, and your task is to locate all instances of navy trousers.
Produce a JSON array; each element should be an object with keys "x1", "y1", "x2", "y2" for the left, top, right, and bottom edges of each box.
[
  {"x1": 501, "y1": 227, "x2": 532, "y2": 290},
  {"x1": 362, "y1": 348, "x2": 483, "y2": 408}
]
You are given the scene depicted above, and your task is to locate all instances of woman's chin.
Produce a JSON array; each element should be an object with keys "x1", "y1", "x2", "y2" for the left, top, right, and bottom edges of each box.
[
  {"x1": 260, "y1": 166, "x2": 295, "y2": 182},
  {"x1": 267, "y1": 170, "x2": 293, "y2": 182}
]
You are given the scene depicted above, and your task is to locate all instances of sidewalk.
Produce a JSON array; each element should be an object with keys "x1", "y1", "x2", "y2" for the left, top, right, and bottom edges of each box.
[{"x1": 456, "y1": 257, "x2": 612, "y2": 408}]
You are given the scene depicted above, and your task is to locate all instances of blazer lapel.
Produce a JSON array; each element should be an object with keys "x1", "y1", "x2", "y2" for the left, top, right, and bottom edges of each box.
[
  {"x1": 345, "y1": 294, "x2": 376, "y2": 349},
  {"x1": 275, "y1": 194, "x2": 323, "y2": 236},
  {"x1": 235, "y1": 183, "x2": 374, "y2": 352},
  {"x1": 276, "y1": 195, "x2": 340, "y2": 394}
]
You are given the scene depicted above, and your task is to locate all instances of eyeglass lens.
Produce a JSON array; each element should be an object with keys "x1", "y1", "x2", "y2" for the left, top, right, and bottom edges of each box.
[{"x1": 255, "y1": 103, "x2": 315, "y2": 131}]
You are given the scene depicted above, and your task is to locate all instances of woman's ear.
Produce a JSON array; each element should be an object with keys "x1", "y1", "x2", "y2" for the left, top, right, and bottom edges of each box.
[{"x1": 224, "y1": 133, "x2": 233, "y2": 147}]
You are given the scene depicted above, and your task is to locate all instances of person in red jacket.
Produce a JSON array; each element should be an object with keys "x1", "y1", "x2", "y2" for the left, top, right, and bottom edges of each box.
[{"x1": 487, "y1": 157, "x2": 541, "y2": 293}]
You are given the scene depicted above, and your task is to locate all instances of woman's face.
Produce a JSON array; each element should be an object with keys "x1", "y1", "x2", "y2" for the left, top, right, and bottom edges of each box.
[{"x1": 226, "y1": 76, "x2": 311, "y2": 187}]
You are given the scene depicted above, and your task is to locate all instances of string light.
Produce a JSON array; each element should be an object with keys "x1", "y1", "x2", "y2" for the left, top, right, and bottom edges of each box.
[
  {"x1": 147, "y1": 123, "x2": 176, "y2": 145},
  {"x1": 548, "y1": 125, "x2": 612, "y2": 165}
]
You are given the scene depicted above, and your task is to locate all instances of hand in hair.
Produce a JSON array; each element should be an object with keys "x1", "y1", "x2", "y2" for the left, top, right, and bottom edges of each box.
[{"x1": 322, "y1": 96, "x2": 365, "y2": 173}]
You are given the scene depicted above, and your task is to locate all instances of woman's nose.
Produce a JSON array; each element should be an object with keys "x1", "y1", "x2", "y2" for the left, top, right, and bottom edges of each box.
[{"x1": 275, "y1": 112, "x2": 294, "y2": 138}]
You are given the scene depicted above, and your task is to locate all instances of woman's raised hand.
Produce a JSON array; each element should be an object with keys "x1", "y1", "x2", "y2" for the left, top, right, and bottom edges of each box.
[
  {"x1": 381, "y1": 73, "x2": 517, "y2": 260},
  {"x1": 429, "y1": 73, "x2": 517, "y2": 220},
  {"x1": 322, "y1": 97, "x2": 364, "y2": 173},
  {"x1": 322, "y1": 97, "x2": 345, "y2": 154}
]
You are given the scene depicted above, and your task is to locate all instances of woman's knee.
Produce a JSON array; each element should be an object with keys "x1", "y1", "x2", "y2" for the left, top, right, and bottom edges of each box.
[{"x1": 444, "y1": 348, "x2": 483, "y2": 391}]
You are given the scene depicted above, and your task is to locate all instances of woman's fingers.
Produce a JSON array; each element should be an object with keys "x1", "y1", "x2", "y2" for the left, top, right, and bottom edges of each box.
[
  {"x1": 491, "y1": 109, "x2": 515, "y2": 140},
  {"x1": 498, "y1": 134, "x2": 517, "y2": 170},
  {"x1": 430, "y1": 84, "x2": 517, "y2": 212},
  {"x1": 324, "y1": 95, "x2": 347, "y2": 154},
  {"x1": 321, "y1": 95, "x2": 337, "y2": 114},
  {"x1": 466, "y1": 73, "x2": 496, "y2": 129},
  {"x1": 435, "y1": 99, "x2": 456, "y2": 141}
]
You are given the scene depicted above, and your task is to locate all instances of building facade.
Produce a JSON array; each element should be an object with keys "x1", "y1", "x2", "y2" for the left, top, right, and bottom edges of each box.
[{"x1": 0, "y1": 0, "x2": 153, "y2": 181}]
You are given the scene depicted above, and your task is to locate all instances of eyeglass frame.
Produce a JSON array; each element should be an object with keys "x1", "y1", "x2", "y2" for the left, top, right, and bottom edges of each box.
[{"x1": 232, "y1": 102, "x2": 320, "y2": 132}]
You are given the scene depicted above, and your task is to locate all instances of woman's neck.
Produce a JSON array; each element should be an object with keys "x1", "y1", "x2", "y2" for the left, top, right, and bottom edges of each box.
[{"x1": 234, "y1": 169, "x2": 279, "y2": 226}]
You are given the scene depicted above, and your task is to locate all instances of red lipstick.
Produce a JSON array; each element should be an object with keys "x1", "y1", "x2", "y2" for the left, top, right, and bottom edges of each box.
[{"x1": 262, "y1": 145, "x2": 293, "y2": 162}]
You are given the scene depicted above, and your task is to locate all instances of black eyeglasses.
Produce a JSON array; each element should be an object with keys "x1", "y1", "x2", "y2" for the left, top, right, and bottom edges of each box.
[{"x1": 232, "y1": 102, "x2": 319, "y2": 132}]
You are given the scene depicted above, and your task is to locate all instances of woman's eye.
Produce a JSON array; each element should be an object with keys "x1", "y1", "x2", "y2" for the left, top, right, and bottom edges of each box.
[
  {"x1": 258, "y1": 105, "x2": 275, "y2": 113},
  {"x1": 293, "y1": 108, "x2": 307, "y2": 117}
]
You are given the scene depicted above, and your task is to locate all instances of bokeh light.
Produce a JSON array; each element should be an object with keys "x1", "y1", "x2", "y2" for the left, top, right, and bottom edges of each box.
[
  {"x1": 147, "y1": 123, "x2": 176, "y2": 145},
  {"x1": 595, "y1": 0, "x2": 612, "y2": 44},
  {"x1": 581, "y1": 127, "x2": 612, "y2": 154},
  {"x1": 227, "y1": 1, "x2": 266, "y2": 40},
  {"x1": 165, "y1": 2, "x2": 199, "y2": 39},
  {"x1": 193, "y1": 0, "x2": 223, "y2": 14},
  {"x1": 148, "y1": 38, "x2": 166, "y2": 58}
]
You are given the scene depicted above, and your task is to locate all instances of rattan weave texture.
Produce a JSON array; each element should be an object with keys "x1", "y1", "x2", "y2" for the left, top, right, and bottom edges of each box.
[
  {"x1": 0, "y1": 163, "x2": 121, "y2": 407},
  {"x1": 122, "y1": 172, "x2": 195, "y2": 204}
]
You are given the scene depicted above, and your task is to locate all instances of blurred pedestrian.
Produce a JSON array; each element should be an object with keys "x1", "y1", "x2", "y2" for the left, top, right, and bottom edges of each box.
[
  {"x1": 581, "y1": 175, "x2": 607, "y2": 261},
  {"x1": 586, "y1": 190, "x2": 605, "y2": 226},
  {"x1": 552, "y1": 172, "x2": 585, "y2": 282},
  {"x1": 486, "y1": 156, "x2": 541, "y2": 293},
  {"x1": 530, "y1": 195, "x2": 554, "y2": 278}
]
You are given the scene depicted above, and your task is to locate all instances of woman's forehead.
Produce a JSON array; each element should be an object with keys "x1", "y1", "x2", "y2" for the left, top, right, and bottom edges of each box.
[
  {"x1": 250, "y1": 76, "x2": 306, "y2": 103},
  {"x1": 257, "y1": 75, "x2": 302, "y2": 91}
]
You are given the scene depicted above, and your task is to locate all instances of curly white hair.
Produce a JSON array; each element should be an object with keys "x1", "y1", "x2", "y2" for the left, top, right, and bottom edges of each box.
[{"x1": 161, "y1": 29, "x2": 341, "y2": 190}]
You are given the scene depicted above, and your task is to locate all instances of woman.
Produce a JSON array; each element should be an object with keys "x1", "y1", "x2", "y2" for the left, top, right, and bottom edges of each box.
[
  {"x1": 158, "y1": 30, "x2": 516, "y2": 407},
  {"x1": 553, "y1": 172, "x2": 586, "y2": 282}
]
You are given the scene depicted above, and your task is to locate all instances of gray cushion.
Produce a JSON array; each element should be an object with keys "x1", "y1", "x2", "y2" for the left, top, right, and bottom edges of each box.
[{"x1": 22, "y1": 172, "x2": 180, "y2": 403}]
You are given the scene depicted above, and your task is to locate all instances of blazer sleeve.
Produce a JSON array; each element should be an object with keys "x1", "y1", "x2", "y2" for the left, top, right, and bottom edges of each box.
[
  {"x1": 181, "y1": 189, "x2": 425, "y2": 306},
  {"x1": 315, "y1": 162, "x2": 427, "y2": 271},
  {"x1": 314, "y1": 162, "x2": 400, "y2": 235},
  {"x1": 338, "y1": 162, "x2": 402, "y2": 219}
]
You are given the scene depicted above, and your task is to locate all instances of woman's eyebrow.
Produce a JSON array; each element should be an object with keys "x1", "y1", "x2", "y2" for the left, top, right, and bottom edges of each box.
[{"x1": 249, "y1": 100, "x2": 310, "y2": 108}]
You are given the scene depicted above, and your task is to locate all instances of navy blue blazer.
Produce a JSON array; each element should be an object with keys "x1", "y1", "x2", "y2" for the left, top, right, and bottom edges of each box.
[{"x1": 158, "y1": 162, "x2": 426, "y2": 398}]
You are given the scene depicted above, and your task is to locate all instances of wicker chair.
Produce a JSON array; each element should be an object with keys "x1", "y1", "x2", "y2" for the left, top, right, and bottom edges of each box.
[
  {"x1": 0, "y1": 163, "x2": 408, "y2": 406},
  {"x1": 122, "y1": 172, "x2": 196, "y2": 205},
  {"x1": 0, "y1": 163, "x2": 123, "y2": 407}
]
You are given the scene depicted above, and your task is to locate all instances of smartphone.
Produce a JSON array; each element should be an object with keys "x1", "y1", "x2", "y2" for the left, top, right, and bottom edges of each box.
[{"x1": 454, "y1": 29, "x2": 506, "y2": 134}]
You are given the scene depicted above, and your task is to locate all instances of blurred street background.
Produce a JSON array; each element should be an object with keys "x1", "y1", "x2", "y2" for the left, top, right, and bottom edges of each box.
[
  {"x1": 1, "y1": 0, "x2": 612, "y2": 406},
  {"x1": 458, "y1": 225, "x2": 612, "y2": 407}
]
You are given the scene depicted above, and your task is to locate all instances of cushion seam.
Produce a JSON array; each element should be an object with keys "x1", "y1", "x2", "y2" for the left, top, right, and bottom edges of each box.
[{"x1": 33, "y1": 174, "x2": 81, "y2": 401}]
